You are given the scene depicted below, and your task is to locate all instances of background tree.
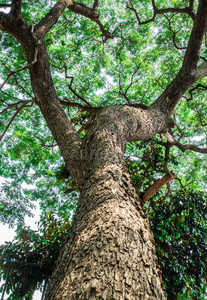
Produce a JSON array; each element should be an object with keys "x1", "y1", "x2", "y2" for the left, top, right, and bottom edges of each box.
[{"x1": 0, "y1": 0, "x2": 207, "y2": 299}]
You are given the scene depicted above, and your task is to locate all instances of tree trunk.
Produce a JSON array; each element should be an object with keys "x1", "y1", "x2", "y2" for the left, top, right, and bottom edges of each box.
[
  {"x1": 46, "y1": 183, "x2": 166, "y2": 299},
  {"x1": 45, "y1": 107, "x2": 167, "y2": 299},
  {"x1": 0, "y1": 2, "x2": 207, "y2": 299}
]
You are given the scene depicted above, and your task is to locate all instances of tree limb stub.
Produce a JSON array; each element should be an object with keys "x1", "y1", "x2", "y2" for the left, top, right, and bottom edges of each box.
[
  {"x1": 140, "y1": 172, "x2": 176, "y2": 206},
  {"x1": 162, "y1": 132, "x2": 175, "y2": 143}
]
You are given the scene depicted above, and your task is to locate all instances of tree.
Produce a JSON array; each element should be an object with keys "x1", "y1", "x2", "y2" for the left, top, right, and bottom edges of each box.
[{"x1": 0, "y1": 0, "x2": 207, "y2": 299}]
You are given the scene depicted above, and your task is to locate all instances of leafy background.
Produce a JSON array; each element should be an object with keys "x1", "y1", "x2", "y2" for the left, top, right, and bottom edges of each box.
[{"x1": 0, "y1": 0, "x2": 206, "y2": 299}]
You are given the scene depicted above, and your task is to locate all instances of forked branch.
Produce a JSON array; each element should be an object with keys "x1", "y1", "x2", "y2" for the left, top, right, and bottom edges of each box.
[
  {"x1": 0, "y1": 100, "x2": 33, "y2": 114},
  {"x1": 35, "y1": 0, "x2": 113, "y2": 42},
  {"x1": 127, "y1": 0, "x2": 196, "y2": 25},
  {"x1": 164, "y1": 15, "x2": 187, "y2": 50}
]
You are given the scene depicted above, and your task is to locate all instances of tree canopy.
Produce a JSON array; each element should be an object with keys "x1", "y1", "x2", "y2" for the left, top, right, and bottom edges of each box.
[{"x1": 0, "y1": 0, "x2": 207, "y2": 299}]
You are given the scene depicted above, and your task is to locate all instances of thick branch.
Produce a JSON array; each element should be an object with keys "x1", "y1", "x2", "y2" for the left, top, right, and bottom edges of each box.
[
  {"x1": 69, "y1": 2, "x2": 113, "y2": 41},
  {"x1": 0, "y1": 11, "x2": 7, "y2": 29},
  {"x1": 182, "y1": 1, "x2": 207, "y2": 72},
  {"x1": 35, "y1": 0, "x2": 73, "y2": 37},
  {"x1": 140, "y1": 172, "x2": 176, "y2": 206},
  {"x1": 150, "y1": 0, "x2": 207, "y2": 116},
  {"x1": 28, "y1": 42, "x2": 83, "y2": 187},
  {"x1": 0, "y1": 4, "x2": 83, "y2": 187},
  {"x1": 35, "y1": 0, "x2": 99, "y2": 37},
  {"x1": 35, "y1": 0, "x2": 113, "y2": 42},
  {"x1": 68, "y1": 1, "x2": 99, "y2": 20},
  {"x1": 189, "y1": 0, "x2": 194, "y2": 10},
  {"x1": 156, "y1": 7, "x2": 195, "y2": 20},
  {"x1": 10, "y1": 0, "x2": 22, "y2": 18},
  {"x1": 92, "y1": 0, "x2": 99, "y2": 12},
  {"x1": 159, "y1": 139, "x2": 207, "y2": 154}
]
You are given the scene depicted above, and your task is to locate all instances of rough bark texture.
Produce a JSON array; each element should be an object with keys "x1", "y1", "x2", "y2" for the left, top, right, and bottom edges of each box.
[
  {"x1": 45, "y1": 107, "x2": 166, "y2": 299},
  {"x1": 46, "y1": 189, "x2": 165, "y2": 299},
  {"x1": 0, "y1": 1, "x2": 207, "y2": 299}
]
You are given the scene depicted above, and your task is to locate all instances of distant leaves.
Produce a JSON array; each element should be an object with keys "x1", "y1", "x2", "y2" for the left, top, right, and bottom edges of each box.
[
  {"x1": 0, "y1": 211, "x2": 71, "y2": 299},
  {"x1": 145, "y1": 189, "x2": 207, "y2": 299}
]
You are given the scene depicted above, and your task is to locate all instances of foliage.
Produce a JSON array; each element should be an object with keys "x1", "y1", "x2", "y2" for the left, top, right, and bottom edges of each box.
[
  {"x1": 1, "y1": 138, "x2": 206, "y2": 299},
  {"x1": 127, "y1": 139, "x2": 207, "y2": 299},
  {"x1": 0, "y1": 0, "x2": 206, "y2": 299},
  {"x1": 0, "y1": 211, "x2": 71, "y2": 299},
  {"x1": 150, "y1": 188, "x2": 207, "y2": 299}
]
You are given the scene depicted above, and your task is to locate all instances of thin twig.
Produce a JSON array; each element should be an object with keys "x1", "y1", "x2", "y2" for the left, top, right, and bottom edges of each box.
[
  {"x1": 0, "y1": 90, "x2": 28, "y2": 102},
  {"x1": 0, "y1": 100, "x2": 33, "y2": 114},
  {"x1": 65, "y1": 72, "x2": 92, "y2": 107},
  {"x1": 127, "y1": 0, "x2": 196, "y2": 25},
  {"x1": 59, "y1": 98, "x2": 100, "y2": 113},
  {"x1": 164, "y1": 15, "x2": 187, "y2": 50},
  {"x1": 0, "y1": 48, "x2": 38, "y2": 91},
  {"x1": 0, "y1": 101, "x2": 31, "y2": 143}
]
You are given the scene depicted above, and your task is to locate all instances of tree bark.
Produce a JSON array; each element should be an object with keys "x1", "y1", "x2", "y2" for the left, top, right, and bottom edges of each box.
[
  {"x1": 0, "y1": 1, "x2": 207, "y2": 299},
  {"x1": 45, "y1": 107, "x2": 167, "y2": 299}
]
